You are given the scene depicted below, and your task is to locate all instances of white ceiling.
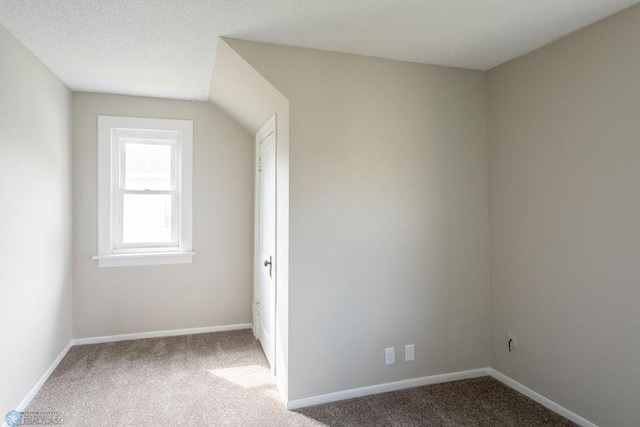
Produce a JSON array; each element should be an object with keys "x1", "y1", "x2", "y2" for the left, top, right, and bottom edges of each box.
[{"x1": 0, "y1": 0, "x2": 637, "y2": 101}]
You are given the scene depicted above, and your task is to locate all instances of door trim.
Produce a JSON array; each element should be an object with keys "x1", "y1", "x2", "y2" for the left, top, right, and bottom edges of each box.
[{"x1": 253, "y1": 114, "x2": 277, "y2": 374}]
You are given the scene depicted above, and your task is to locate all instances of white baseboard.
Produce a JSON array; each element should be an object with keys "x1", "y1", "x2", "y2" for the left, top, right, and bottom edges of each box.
[
  {"x1": 287, "y1": 367, "x2": 597, "y2": 427},
  {"x1": 6, "y1": 334, "x2": 595, "y2": 427},
  {"x1": 14, "y1": 341, "x2": 73, "y2": 413},
  {"x1": 489, "y1": 369, "x2": 597, "y2": 427},
  {"x1": 3, "y1": 323, "x2": 253, "y2": 427},
  {"x1": 71, "y1": 323, "x2": 252, "y2": 345},
  {"x1": 286, "y1": 367, "x2": 491, "y2": 410}
]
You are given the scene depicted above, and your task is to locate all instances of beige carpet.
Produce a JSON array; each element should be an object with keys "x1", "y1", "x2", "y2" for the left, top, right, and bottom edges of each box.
[{"x1": 27, "y1": 330, "x2": 574, "y2": 426}]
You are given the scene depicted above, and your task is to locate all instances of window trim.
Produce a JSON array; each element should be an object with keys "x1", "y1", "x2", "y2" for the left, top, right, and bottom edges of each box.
[{"x1": 93, "y1": 116, "x2": 194, "y2": 267}]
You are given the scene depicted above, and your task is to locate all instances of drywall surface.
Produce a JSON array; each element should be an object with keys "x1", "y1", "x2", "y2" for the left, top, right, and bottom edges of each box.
[
  {"x1": 0, "y1": 25, "x2": 73, "y2": 414},
  {"x1": 73, "y1": 93, "x2": 254, "y2": 338},
  {"x1": 226, "y1": 39, "x2": 490, "y2": 401},
  {"x1": 209, "y1": 38, "x2": 291, "y2": 398},
  {"x1": 210, "y1": 39, "x2": 289, "y2": 135},
  {"x1": 488, "y1": 5, "x2": 640, "y2": 426}
]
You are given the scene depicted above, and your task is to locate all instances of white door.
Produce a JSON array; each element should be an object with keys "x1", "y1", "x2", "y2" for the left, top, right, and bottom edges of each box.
[{"x1": 257, "y1": 128, "x2": 276, "y2": 368}]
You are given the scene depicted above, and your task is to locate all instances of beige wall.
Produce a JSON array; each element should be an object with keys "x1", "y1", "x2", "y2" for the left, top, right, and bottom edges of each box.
[
  {"x1": 210, "y1": 40, "x2": 289, "y2": 134},
  {"x1": 0, "y1": 25, "x2": 73, "y2": 413},
  {"x1": 209, "y1": 39, "x2": 291, "y2": 398},
  {"x1": 73, "y1": 93, "x2": 254, "y2": 338},
  {"x1": 225, "y1": 40, "x2": 490, "y2": 400},
  {"x1": 488, "y1": 5, "x2": 640, "y2": 426}
]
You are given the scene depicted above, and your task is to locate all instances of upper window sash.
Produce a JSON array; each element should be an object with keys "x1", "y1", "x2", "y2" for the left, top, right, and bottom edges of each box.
[{"x1": 114, "y1": 130, "x2": 180, "y2": 191}]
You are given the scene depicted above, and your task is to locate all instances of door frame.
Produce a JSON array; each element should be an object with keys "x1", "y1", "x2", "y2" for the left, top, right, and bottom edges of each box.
[{"x1": 253, "y1": 114, "x2": 277, "y2": 375}]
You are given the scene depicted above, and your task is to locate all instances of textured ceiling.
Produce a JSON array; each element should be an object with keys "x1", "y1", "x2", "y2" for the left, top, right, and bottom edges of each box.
[{"x1": 0, "y1": 0, "x2": 637, "y2": 100}]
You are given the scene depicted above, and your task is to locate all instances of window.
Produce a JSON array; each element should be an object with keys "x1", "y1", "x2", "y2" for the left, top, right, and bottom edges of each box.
[{"x1": 93, "y1": 116, "x2": 193, "y2": 267}]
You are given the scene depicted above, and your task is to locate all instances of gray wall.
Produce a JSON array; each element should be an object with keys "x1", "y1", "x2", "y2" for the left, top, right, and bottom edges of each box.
[
  {"x1": 488, "y1": 5, "x2": 640, "y2": 426},
  {"x1": 209, "y1": 39, "x2": 292, "y2": 398},
  {"x1": 73, "y1": 93, "x2": 254, "y2": 338},
  {"x1": 225, "y1": 40, "x2": 490, "y2": 401},
  {"x1": 0, "y1": 25, "x2": 73, "y2": 414}
]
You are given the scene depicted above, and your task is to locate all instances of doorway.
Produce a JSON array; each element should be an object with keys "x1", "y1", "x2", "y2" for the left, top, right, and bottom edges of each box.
[{"x1": 254, "y1": 115, "x2": 276, "y2": 370}]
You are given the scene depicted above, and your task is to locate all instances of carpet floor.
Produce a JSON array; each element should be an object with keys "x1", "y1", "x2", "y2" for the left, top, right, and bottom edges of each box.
[{"x1": 27, "y1": 330, "x2": 574, "y2": 426}]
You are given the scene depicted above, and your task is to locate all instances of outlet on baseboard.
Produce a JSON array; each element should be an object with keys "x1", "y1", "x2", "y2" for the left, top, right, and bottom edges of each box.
[
  {"x1": 385, "y1": 347, "x2": 395, "y2": 365},
  {"x1": 506, "y1": 331, "x2": 517, "y2": 352}
]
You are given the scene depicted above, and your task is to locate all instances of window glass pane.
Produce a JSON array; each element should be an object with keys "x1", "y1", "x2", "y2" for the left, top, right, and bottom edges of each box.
[
  {"x1": 125, "y1": 142, "x2": 172, "y2": 190},
  {"x1": 123, "y1": 194, "x2": 173, "y2": 243}
]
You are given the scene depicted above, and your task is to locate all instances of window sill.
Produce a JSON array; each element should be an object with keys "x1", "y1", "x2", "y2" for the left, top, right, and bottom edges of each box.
[{"x1": 92, "y1": 251, "x2": 195, "y2": 267}]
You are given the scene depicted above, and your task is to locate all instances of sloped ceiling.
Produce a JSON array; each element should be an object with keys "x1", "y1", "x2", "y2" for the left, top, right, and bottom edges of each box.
[{"x1": 0, "y1": 0, "x2": 637, "y2": 100}]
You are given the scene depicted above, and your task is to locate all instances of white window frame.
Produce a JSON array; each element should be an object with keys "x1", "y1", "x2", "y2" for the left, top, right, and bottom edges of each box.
[{"x1": 93, "y1": 116, "x2": 194, "y2": 267}]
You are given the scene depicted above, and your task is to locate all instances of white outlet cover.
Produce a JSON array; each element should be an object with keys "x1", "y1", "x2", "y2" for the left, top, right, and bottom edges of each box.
[
  {"x1": 405, "y1": 344, "x2": 415, "y2": 361},
  {"x1": 385, "y1": 347, "x2": 395, "y2": 365}
]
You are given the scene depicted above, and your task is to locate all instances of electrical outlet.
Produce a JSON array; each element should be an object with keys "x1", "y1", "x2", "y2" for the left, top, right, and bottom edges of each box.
[
  {"x1": 506, "y1": 331, "x2": 517, "y2": 352},
  {"x1": 405, "y1": 344, "x2": 415, "y2": 362},
  {"x1": 385, "y1": 347, "x2": 395, "y2": 365}
]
